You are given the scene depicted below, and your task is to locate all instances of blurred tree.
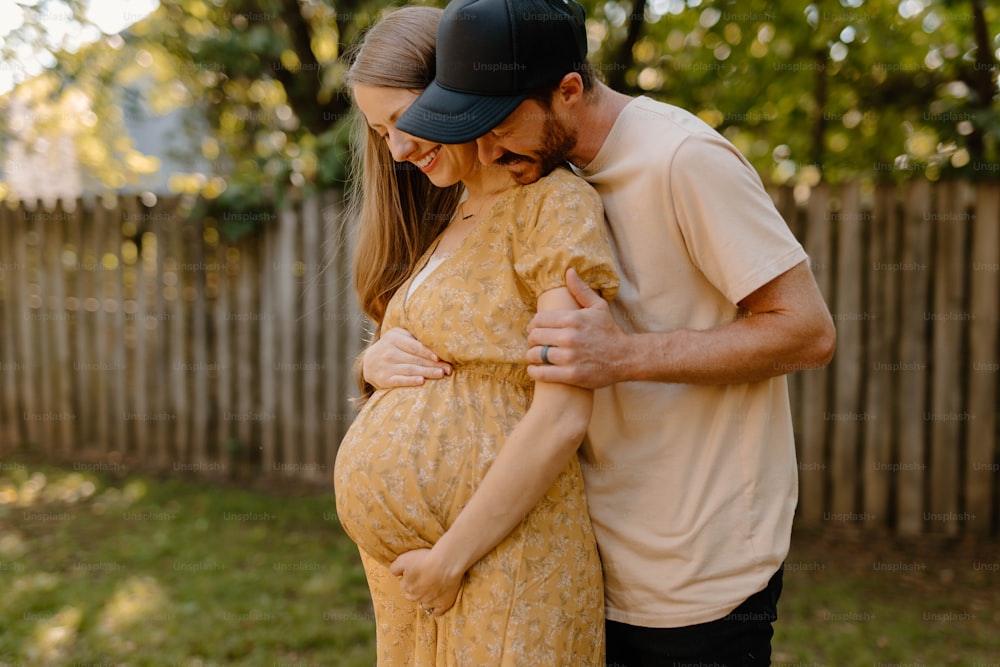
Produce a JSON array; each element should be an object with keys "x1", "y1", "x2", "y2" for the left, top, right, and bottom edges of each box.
[
  {"x1": 1, "y1": 0, "x2": 997, "y2": 228},
  {"x1": 0, "y1": 0, "x2": 163, "y2": 200},
  {"x1": 583, "y1": 0, "x2": 998, "y2": 185},
  {"x1": 117, "y1": 0, "x2": 378, "y2": 237},
  {"x1": 1, "y1": 0, "x2": 380, "y2": 236}
]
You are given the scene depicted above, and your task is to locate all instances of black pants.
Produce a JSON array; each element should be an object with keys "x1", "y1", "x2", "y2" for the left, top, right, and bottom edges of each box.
[{"x1": 606, "y1": 565, "x2": 784, "y2": 667}]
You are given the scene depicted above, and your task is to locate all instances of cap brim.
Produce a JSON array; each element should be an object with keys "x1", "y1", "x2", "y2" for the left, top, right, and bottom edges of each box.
[{"x1": 396, "y1": 79, "x2": 527, "y2": 144}]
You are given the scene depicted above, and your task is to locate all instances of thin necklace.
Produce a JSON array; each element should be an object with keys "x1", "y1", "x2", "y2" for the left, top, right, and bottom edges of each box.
[
  {"x1": 459, "y1": 197, "x2": 483, "y2": 221},
  {"x1": 460, "y1": 186, "x2": 505, "y2": 220}
]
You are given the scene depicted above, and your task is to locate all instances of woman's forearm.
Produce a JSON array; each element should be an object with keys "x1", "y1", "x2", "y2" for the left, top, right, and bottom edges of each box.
[
  {"x1": 417, "y1": 285, "x2": 598, "y2": 582},
  {"x1": 429, "y1": 383, "x2": 593, "y2": 580}
]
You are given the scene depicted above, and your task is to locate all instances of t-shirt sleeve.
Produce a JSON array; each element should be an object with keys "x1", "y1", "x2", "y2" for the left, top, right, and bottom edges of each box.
[
  {"x1": 513, "y1": 171, "x2": 619, "y2": 302},
  {"x1": 670, "y1": 134, "x2": 807, "y2": 305}
]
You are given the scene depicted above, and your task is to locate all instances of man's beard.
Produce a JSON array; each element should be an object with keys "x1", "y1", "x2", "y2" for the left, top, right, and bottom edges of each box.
[{"x1": 495, "y1": 114, "x2": 576, "y2": 184}]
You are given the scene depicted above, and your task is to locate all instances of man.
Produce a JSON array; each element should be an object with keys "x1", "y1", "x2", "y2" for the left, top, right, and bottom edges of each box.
[{"x1": 381, "y1": 0, "x2": 836, "y2": 664}]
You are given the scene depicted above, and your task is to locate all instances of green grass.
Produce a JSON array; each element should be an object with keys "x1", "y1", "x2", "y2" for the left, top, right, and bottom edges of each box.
[
  {"x1": 775, "y1": 525, "x2": 1000, "y2": 666},
  {"x1": 1, "y1": 461, "x2": 998, "y2": 666},
  {"x1": 0, "y1": 460, "x2": 374, "y2": 666}
]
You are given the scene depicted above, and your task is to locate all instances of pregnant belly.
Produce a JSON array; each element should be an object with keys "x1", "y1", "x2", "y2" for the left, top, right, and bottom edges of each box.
[{"x1": 333, "y1": 371, "x2": 530, "y2": 564}]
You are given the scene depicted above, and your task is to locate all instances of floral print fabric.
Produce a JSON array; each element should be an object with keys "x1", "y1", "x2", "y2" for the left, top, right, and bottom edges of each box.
[{"x1": 334, "y1": 168, "x2": 618, "y2": 665}]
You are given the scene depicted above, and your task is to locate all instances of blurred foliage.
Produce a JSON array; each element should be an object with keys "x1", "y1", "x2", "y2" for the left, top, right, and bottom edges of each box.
[
  {"x1": 585, "y1": 0, "x2": 1000, "y2": 185},
  {"x1": 0, "y1": 0, "x2": 997, "y2": 236},
  {"x1": 0, "y1": 0, "x2": 376, "y2": 237}
]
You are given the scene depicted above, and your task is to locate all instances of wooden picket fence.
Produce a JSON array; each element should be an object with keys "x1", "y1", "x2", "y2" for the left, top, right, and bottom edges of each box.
[
  {"x1": 775, "y1": 180, "x2": 999, "y2": 537},
  {"x1": 0, "y1": 181, "x2": 997, "y2": 535},
  {"x1": 0, "y1": 192, "x2": 365, "y2": 483}
]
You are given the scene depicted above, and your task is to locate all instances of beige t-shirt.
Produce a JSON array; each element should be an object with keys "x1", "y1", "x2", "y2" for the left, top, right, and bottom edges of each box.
[{"x1": 577, "y1": 96, "x2": 807, "y2": 628}]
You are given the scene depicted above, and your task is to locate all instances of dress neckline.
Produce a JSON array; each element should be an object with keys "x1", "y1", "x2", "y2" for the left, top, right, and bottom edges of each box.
[{"x1": 400, "y1": 186, "x2": 515, "y2": 312}]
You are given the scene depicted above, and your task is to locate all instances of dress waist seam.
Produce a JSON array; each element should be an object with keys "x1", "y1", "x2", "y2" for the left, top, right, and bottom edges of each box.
[{"x1": 451, "y1": 362, "x2": 532, "y2": 389}]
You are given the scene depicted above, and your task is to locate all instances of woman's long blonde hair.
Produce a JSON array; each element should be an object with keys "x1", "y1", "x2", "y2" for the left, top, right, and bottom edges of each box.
[
  {"x1": 345, "y1": 6, "x2": 463, "y2": 396},
  {"x1": 347, "y1": 6, "x2": 463, "y2": 325}
]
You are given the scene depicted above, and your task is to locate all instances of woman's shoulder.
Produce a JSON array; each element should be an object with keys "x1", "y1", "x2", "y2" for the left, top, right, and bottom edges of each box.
[
  {"x1": 517, "y1": 167, "x2": 601, "y2": 206},
  {"x1": 501, "y1": 167, "x2": 605, "y2": 242},
  {"x1": 526, "y1": 166, "x2": 593, "y2": 192}
]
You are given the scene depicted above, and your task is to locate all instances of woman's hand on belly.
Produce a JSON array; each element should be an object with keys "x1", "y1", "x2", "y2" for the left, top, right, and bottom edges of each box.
[
  {"x1": 389, "y1": 547, "x2": 463, "y2": 617},
  {"x1": 363, "y1": 328, "x2": 452, "y2": 389}
]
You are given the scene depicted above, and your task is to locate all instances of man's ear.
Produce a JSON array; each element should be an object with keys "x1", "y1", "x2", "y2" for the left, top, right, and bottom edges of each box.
[{"x1": 555, "y1": 72, "x2": 585, "y2": 108}]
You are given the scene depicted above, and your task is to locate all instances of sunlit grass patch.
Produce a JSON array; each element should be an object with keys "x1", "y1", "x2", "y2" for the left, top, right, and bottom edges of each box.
[
  {"x1": 0, "y1": 461, "x2": 374, "y2": 666},
  {"x1": 2, "y1": 460, "x2": 997, "y2": 665}
]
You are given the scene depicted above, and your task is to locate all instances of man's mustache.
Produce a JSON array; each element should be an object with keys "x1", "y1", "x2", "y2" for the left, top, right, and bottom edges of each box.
[{"x1": 495, "y1": 151, "x2": 533, "y2": 166}]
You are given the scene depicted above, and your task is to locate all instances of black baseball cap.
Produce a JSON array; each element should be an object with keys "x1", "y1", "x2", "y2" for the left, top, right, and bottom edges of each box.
[{"x1": 396, "y1": 0, "x2": 588, "y2": 144}]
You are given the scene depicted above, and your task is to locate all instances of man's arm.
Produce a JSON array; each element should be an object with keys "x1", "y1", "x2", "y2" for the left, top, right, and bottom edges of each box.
[{"x1": 526, "y1": 261, "x2": 835, "y2": 388}]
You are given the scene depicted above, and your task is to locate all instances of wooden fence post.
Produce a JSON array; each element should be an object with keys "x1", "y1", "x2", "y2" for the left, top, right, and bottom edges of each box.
[
  {"x1": 323, "y1": 192, "x2": 347, "y2": 462},
  {"x1": 107, "y1": 197, "x2": 128, "y2": 457},
  {"x1": 16, "y1": 204, "x2": 39, "y2": 447},
  {"x1": 167, "y1": 201, "x2": 188, "y2": 466},
  {"x1": 92, "y1": 199, "x2": 111, "y2": 455},
  {"x1": 127, "y1": 197, "x2": 149, "y2": 460},
  {"x1": 35, "y1": 202, "x2": 56, "y2": 454},
  {"x1": 259, "y1": 225, "x2": 277, "y2": 472},
  {"x1": 896, "y1": 180, "x2": 932, "y2": 536},
  {"x1": 301, "y1": 195, "x2": 322, "y2": 480},
  {"x1": 863, "y1": 182, "x2": 898, "y2": 520},
  {"x1": 798, "y1": 183, "x2": 831, "y2": 524},
  {"x1": 967, "y1": 182, "x2": 1000, "y2": 533},
  {"x1": 0, "y1": 203, "x2": 21, "y2": 448},
  {"x1": 50, "y1": 201, "x2": 74, "y2": 454},
  {"x1": 73, "y1": 199, "x2": 94, "y2": 452},
  {"x1": 928, "y1": 181, "x2": 968, "y2": 535},
  {"x1": 213, "y1": 221, "x2": 232, "y2": 475},
  {"x1": 831, "y1": 181, "x2": 866, "y2": 515},
  {"x1": 234, "y1": 236, "x2": 257, "y2": 474},
  {"x1": 190, "y1": 217, "x2": 210, "y2": 467},
  {"x1": 149, "y1": 201, "x2": 170, "y2": 467},
  {"x1": 276, "y1": 206, "x2": 298, "y2": 473}
]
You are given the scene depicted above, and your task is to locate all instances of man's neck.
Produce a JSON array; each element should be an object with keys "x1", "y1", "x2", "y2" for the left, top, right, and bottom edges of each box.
[{"x1": 568, "y1": 84, "x2": 634, "y2": 169}]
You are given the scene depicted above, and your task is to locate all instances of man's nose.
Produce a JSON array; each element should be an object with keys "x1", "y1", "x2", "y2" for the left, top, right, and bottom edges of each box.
[{"x1": 476, "y1": 135, "x2": 503, "y2": 165}]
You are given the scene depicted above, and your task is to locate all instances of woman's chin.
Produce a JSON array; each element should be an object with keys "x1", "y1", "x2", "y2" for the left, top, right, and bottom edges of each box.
[{"x1": 426, "y1": 172, "x2": 460, "y2": 189}]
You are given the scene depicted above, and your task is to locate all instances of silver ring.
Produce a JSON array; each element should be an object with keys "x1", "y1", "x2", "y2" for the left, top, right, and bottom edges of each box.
[{"x1": 540, "y1": 345, "x2": 553, "y2": 365}]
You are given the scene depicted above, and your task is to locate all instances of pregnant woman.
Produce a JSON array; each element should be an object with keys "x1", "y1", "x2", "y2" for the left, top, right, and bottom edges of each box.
[{"x1": 333, "y1": 6, "x2": 618, "y2": 666}]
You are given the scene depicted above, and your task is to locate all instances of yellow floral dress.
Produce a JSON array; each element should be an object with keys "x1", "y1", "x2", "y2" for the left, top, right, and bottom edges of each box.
[{"x1": 334, "y1": 168, "x2": 618, "y2": 666}]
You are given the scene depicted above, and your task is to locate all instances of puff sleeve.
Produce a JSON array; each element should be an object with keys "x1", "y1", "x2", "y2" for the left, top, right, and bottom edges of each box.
[{"x1": 512, "y1": 169, "x2": 619, "y2": 303}]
